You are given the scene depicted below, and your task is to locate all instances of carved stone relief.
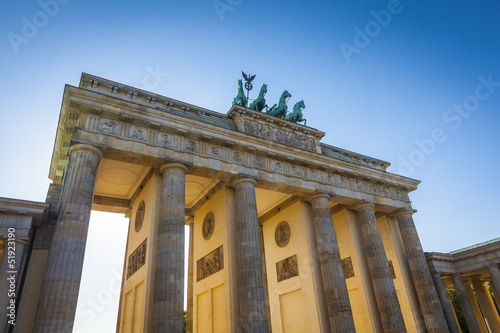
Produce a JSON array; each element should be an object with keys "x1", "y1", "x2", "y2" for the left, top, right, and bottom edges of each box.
[
  {"x1": 388, "y1": 260, "x2": 396, "y2": 279},
  {"x1": 275, "y1": 221, "x2": 290, "y2": 248},
  {"x1": 342, "y1": 257, "x2": 355, "y2": 279},
  {"x1": 202, "y1": 212, "x2": 215, "y2": 240},
  {"x1": 326, "y1": 173, "x2": 334, "y2": 184},
  {"x1": 341, "y1": 177, "x2": 350, "y2": 188},
  {"x1": 209, "y1": 145, "x2": 220, "y2": 157},
  {"x1": 382, "y1": 187, "x2": 390, "y2": 197},
  {"x1": 135, "y1": 200, "x2": 145, "y2": 232},
  {"x1": 184, "y1": 139, "x2": 198, "y2": 153},
  {"x1": 276, "y1": 255, "x2": 299, "y2": 282},
  {"x1": 99, "y1": 119, "x2": 117, "y2": 134},
  {"x1": 130, "y1": 128, "x2": 145, "y2": 141},
  {"x1": 233, "y1": 151, "x2": 243, "y2": 163},
  {"x1": 158, "y1": 133, "x2": 173, "y2": 147},
  {"x1": 243, "y1": 120, "x2": 316, "y2": 152},
  {"x1": 127, "y1": 239, "x2": 147, "y2": 279},
  {"x1": 273, "y1": 161, "x2": 284, "y2": 173},
  {"x1": 197, "y1": 245, "x2": 224, "y2": 281},
  {"x1": 254, "y1": 156, "x2": 265, "y2": 169},
  {"x1": 289, "y1": 165, "x2": 302, "y2": 177},
  {"x1": 395, "y1": 190, "x2": 403, "y2": 200}
]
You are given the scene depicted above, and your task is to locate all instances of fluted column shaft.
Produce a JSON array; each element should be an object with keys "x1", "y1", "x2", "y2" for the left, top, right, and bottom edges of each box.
[
  {"x1": 0, "y1": 239, "x2": 27, "y2": 331},
  {"x1": 395, "y1": 211, "x2": 450, "y2": 332},
  {"x1": 308, "y1": 194, "x2": 355, "y2": 332},
  {"x1": 186, "y1": 218, "x2": 194, "y2": 333},
  {"x1": 465, "y1": 280, "x2": 489, "y2": 333},
  {"x1": 472, "y1": 278, "x2": 500, "y2": 333},
  {"x1": 354, "y1": 202, "x2": 406, "y2": 332},
  {"x1": 452, "y1": 274, "x2": 481, "y2": 333},
  {"x1": 233, "y1": 178, "x2": 269, "y2": 332},
  {"x1": 152, "y1": 163, "x2": 188, "y2": 332},
  {"x1": 431, "y1": 273, "x2": 460, "y2": 333},
  {"x1": 34, "y1": 144, "x2": 102, "y2": 332},
  {"x1": 489, "y1": 265, "x2": 500, "y2": 302}
]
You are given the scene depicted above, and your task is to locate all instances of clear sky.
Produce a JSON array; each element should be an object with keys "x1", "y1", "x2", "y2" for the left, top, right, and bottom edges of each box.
[{"x1": 1, "y1": 0, "x2": 499, "y2": 331}]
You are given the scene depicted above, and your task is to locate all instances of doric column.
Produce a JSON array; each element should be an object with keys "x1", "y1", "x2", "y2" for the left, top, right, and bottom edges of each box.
[
  {"x1": 394, "y1": 210, "x2": 450, "y2": 332},
  {"x1": 34, "y1": 144, "x2": 102, "y2": 332},
  {"x1": 308, "y1": 193, "x2": 355, "y2": 332},
  {"x1": 472, "y1": 278, "x2": 500, "y2": 333},
  {"x1": 259, "y1": 224, "x2": 272, "y2": 332},
  {"x1": 464, "y1": 280, "x2": 489, "y2": 333},
  {"x1": 0, "y1": 238, "x2": 27, "y2": 331},
  {"x1": 484, "y1": 279, "x2": 500, "y2": 328},
  {"x1": 431, "y1": 273, "x2": 460, "y2": 333},
  {"x1": 488, "y1": 265, "x2": 500, "y2": 301},
  {"x1": 451, "y1": 274, "x2": 482, "y2": 333},
  {"x1": 353, "y1": 202, "x2": 406, "y2": 332},
  {"x1": 232, "y1": 178, "x2": 269, "y2": 332},
  {"x1": 152, "y1": 163, "x2": 188, "y2": 332},
  {"x1": 484, "y1": 281, "x2": 500, "y2": 329},
  {"x1": 186, "y1": 217, "x2": 194, "y2": 333}
]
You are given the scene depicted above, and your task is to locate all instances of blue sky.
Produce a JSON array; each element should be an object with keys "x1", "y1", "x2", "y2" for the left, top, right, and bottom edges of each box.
[{"x1": 1, "y1": 0, "x2": 499, "y2": 331}]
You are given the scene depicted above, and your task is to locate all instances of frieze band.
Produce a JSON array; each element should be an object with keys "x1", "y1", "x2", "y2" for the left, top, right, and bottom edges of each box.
[{"x1": 87, "y1": 115, "x2": 410, "y2": 203}]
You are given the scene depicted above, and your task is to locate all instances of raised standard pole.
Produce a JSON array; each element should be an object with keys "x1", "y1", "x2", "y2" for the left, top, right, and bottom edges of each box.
[
  {"x1": 308, "y1": 193, "x2": 356, "y2": 332},
  {"x1": 151, "y1": 163, "x2": 188, "y2": 331},
  {"x1": 354, "y1": 202, "x2": 407, "y2": 332},
  {"x1": 34, "y1": 144, "x2": 102, "y2": 332},
  {"x1": 394, "y1": 210, "x2": 450, "y2": 332}
]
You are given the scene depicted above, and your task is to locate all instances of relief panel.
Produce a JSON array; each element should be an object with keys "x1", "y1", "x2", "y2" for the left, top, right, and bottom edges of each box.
[{"x1": 197, "y1": 245, "x2": 224, "y2": 281}]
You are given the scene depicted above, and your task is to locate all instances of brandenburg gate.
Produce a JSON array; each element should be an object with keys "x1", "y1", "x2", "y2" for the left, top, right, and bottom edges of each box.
[{"x1": 2, "y1": 73, "x2": 466, "y2": 332}]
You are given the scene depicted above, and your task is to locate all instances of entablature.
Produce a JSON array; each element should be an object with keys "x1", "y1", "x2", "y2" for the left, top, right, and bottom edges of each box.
[{"x1": 50, "y1": 74, "x2": 420, "y2": 213}]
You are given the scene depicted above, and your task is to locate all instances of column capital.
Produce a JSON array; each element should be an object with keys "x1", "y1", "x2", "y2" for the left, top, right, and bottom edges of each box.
[
  {"x1": 352, "y1": 201, "x2": 375, "y2": 212},
  {"x1": 231, "y1": 177, "x2": 257, "y2": 188},
  {"x1": 185, "y1": 216, "x2": 194, "y2": 226},
  {"x1": 306, "y1": 192, "x2": 330, "y2": 203},
  {"x1": 160, "y1": 162, "x2": 189, "y2": 174},
  {"x1": 69, "y1": 143, "x2": 103, "y2": 160},
  {"x1": 392, "y1": 209, "x2": 417, "y2": 219},
  {"x1": 0, "y1": 238, "x2": 28, "y2": 248}
]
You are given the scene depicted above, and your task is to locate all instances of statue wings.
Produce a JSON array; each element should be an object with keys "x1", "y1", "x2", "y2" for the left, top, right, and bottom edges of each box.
[{"x1": 242, "y1": 71, "x2": 256, "y2": 83}]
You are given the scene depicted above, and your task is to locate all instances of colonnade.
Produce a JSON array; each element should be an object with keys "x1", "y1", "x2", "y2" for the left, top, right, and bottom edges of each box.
[
  {"x1": 31, "y1": 143, "x2": 452, "y2": 332},
  {"x1": 432, "y1": 267, "x2": 500, "y2": 333}
]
